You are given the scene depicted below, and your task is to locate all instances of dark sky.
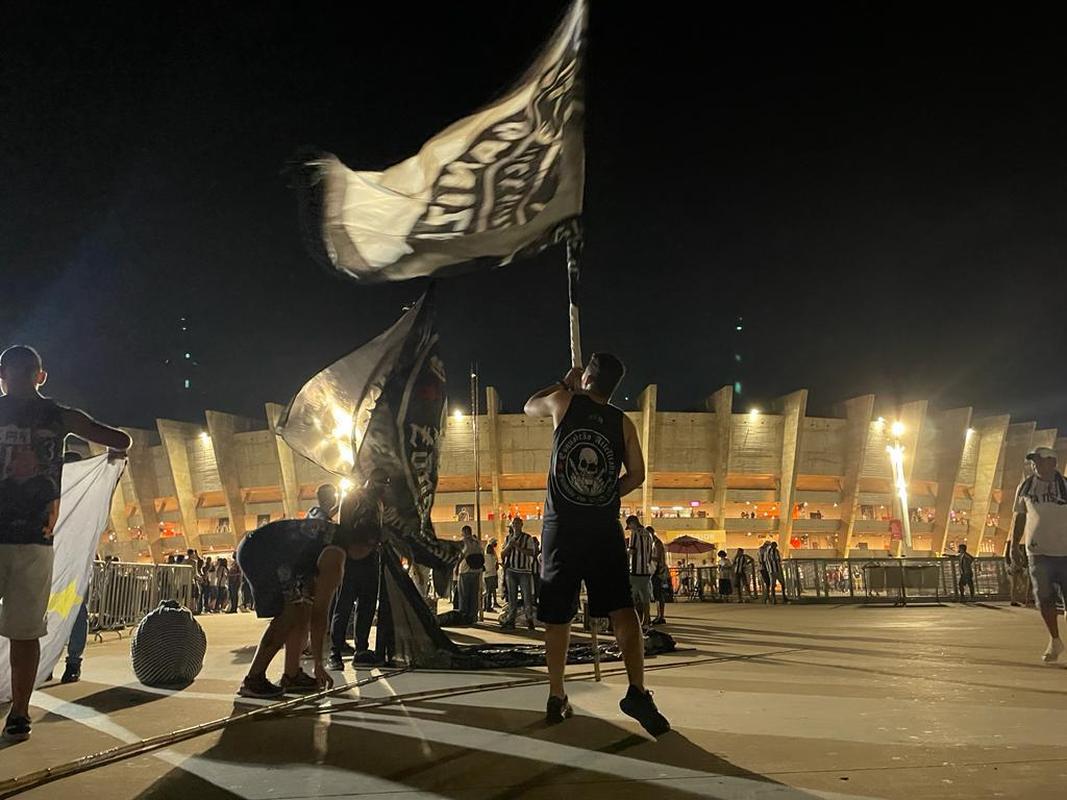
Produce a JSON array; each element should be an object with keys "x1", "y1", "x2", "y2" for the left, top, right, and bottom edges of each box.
[{"x1": 4, "y1": 3, "x2": 1066, "y2": 431}]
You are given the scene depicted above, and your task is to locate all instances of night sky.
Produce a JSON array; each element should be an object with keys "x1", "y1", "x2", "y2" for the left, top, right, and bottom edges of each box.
[{"x1": 4, "y1": 3, "x2": 1066, "y2": 431}]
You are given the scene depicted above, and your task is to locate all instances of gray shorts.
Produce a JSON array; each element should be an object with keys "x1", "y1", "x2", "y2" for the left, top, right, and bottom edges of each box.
[
  {"x1": 0, "y1": 543, "x2": 55, "y2": 640},
  {"x1": 1028, "y1": 554, "x2": 1067, "y2": 608},
  {"x1": 629, "y1": 574, "x2": 653, "y2": 605}
]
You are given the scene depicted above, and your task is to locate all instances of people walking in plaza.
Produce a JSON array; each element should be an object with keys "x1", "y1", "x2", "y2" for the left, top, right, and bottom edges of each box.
[
  {"x1": 757, "y1": 541, "x2": 773, "y2": 602},
  {"x1": 1005, "y1": 536, "x2": 1032, "y2": 607},
  {"x1": 326, "y1": 471, "x2": 387, "y2": 670},
  {"x1": 0, "y1": 345, "x2": 131, "y2": 743},
  {"x1": 733, "y1": 547, "x2": 755, "y2": 602},
  {"x1": 457, "y1": 525, "x2": 485, "y2": 623},
  {"x1": 957, "y1": 543, "x2": 976, "y2": 601},
  {"x1": 766, "y1": 541, "x2": 787, "y2": 604},
  {"x1": 200, "y1": 557, "x2": 215, "y2": 612},
  {"x1": 716, "y1": 550, "x2": 733, "y2": 600},
  {"x1": 237, "y1": 467, "x2": 390, "y2": 697},
  {"x1": 500, "y1": 517, "x2": 538, "y2": 630},
  {"x1": 1006, "y1": 446, "x2": 1067, "y2": 663},
  {"x1": 483, "y1": 540, "x2": 500, "y2": 611},
  {"x1": 227, "y1": 559, "x2": 243, "y2": 613},
  {"x1": 625, "y1": 515, "x2": 655, "y2": 629},
  {"x1": 524, "y1": 354, "x2": 670, "y2": 736},
  {"x1": 214, "y1": 557, "x2": 230, "y2": 614},
  {"x1": 648, "y1": 526, "x2": 668, "y2": 625}
]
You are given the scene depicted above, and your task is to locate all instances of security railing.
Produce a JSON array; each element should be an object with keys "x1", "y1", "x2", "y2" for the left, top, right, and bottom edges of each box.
[
  {"x1": 87, "y1": 561, "x2": 196, "y2": 636},
  {"x1": 665, "y1": 557, "x2": 1008, "y2": 604}
]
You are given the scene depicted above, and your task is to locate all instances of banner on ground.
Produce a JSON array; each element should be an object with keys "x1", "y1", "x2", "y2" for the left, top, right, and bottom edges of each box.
[
  {"x1": 294, "y1": 0, "x2": 586, "y2": 282},
  {"x1": 0, "y1": 454, "x2": 125, "y2": 701}
]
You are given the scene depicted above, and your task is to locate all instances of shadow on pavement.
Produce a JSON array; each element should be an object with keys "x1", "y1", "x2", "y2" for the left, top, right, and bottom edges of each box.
[{"x1": 133, "y1": 694, "x2": 830, "y2": 799}]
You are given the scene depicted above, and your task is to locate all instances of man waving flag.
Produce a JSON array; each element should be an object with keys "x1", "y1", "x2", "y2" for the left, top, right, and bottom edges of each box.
[{"x1": 294, "y1": 0, "x2": 586, "y2": 283}]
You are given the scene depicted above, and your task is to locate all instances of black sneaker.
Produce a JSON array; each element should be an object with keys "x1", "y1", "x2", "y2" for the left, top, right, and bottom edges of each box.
[
  {"x1": 546, "y1": 694, "x2": 573, "y2": 725},
  {"x1": 61, "y1": 663, "x2": 82, "y2": 684},
  {"x1": 326, "y1": 652, "x2": 345, "y2": 671},
  {"x1": 337, "y1": 643, "x2": 356, "y2": 656},
  {"x1": 280, "y1": 670, "x2": 319, "y2": 694},
  {"x1": 619, "y1": 686, "x2": 671, "y2": 737},
  {"x1": 3, "y1": 715, "x2": 32, "y2": 743},
  {"x1": 238, "y1": 675, "x2": 285, "y2": 699},
  {"x1": 651, "y1": 617, "x2": 666, "y2": 626},
  {"x1": 353, "y1": 649, "x2": 380, "y2": 667}
]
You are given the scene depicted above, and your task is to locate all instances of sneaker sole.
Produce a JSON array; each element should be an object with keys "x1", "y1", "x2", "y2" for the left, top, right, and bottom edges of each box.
[{"x1": 2, "y1": 731, "x2": 30, "y2": 743}]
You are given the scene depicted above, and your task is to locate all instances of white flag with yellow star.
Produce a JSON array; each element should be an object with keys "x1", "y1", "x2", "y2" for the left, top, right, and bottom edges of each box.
[{"x1": 0, "y1": 454, "x2": 124, "y2": 700}]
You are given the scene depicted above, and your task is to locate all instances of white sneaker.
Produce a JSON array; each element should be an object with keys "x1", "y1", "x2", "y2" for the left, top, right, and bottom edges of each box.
[{"x1": 1042, "y1": 638, "x2": 1064, "y2": 663}]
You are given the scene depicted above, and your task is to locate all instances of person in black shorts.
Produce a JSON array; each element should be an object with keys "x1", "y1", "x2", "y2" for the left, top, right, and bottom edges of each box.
[
  {"x1": 235, "y1": 468, "x2": 390, "y2": 699},
  {"x1": 524, "y1": 353, "x2": 670, "y2": 736}
]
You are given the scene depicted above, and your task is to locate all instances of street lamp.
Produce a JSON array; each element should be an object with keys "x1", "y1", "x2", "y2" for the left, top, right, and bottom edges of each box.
[{"x1": 886, "y1": 422, "x2": 912, "y2": 554}]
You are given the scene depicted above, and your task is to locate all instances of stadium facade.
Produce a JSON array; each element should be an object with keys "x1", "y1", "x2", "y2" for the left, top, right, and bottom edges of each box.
[{"x1": 86, "y1": 386, "x2": 1063, "y2": 563}]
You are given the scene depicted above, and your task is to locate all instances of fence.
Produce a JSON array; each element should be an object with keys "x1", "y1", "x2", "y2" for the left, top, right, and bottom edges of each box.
[
  {"x1": 665, "y1": 557, "x2": 1009, "y2": 604},
  {"x1": 87, "y1": 561, "x2": 196, "y2": 636}
]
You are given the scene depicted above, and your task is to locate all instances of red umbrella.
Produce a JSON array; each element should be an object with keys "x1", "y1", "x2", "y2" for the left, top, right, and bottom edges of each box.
[{"x1": 664, "y1": 535, "x2": 716, "y2": 555}]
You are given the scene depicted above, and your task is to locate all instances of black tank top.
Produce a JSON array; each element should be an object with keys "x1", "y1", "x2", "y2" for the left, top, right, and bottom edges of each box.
[{"x1": 543, "y1": 394, "x2": 625, "y2": 528}]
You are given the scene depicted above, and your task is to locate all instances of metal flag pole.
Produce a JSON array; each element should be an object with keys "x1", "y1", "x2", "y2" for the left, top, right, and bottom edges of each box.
[{"x1": 566, "y1": 235, "x2": 583, "y2": 368}]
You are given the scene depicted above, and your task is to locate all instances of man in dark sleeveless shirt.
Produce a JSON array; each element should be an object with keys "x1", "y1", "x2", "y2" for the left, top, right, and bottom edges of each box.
[
  {"x1": 524, "y1": 353, "x2": 670, "y2": 736},
  {"x1": 236, "y1": 468, "x2": 390, "y2": 698},
  {"x1": 0, "y1": 345, "x2": 131, "y2": 743}
]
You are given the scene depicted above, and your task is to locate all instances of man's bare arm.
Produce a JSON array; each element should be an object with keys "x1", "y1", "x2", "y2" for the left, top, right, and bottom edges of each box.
[
  {"x1": 524, "y1": 367, "x2": 583, "y2": 425},
  {"x1": 62, "y1": 409, "x2": 132, "y2": 451},
  {"x1": 524, "y1": 383, "x2": 571, "y2": 422},
  {"x1": 617, "y1": 415, "x2": 646, "y2": 498}
]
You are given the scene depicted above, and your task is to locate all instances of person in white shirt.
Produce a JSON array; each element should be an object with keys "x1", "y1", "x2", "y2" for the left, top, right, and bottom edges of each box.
[
  {"x1": 625, "y1": 516, "x2": 655, "y2": 628},
  {"x1": 1007, "y1": 447, "x2": 1067, "y2": 662},
  {"x1": 500, "y1": 517, "x2": 539, "y2": 630}
]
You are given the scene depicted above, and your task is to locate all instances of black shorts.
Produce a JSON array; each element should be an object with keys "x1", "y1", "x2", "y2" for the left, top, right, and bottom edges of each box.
[
  {"x1": 236, "y1": 535, "x2": 314, "y2": 619},
  {"x1": 538, "y1": 521, "x2": 633, "y2": 624}
]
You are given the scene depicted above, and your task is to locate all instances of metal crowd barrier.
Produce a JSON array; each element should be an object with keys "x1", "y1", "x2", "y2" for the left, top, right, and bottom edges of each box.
[
  {"x1": 86, "y1": 561, "x2": 196, "y2": 636},
  {"x1": 665, "y1": 557, "x2": 1009, "y2": 604}
]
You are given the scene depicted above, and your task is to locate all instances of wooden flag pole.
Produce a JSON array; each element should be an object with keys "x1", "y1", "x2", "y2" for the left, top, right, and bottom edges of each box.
[
  {"x1": 566, "y1": 232, "x2": 599, "y2": 678},
  {"x1": 566, "y1": 237, "x2": 583, "y2": 368}
]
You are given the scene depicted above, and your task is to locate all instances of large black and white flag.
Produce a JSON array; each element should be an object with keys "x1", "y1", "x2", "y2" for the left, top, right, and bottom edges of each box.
[
  {"x1": 295, "y1": 0, "x2": 586, "y2": 282},
  {"x1": 275, "y1": 290, "x2": 457, "y2": 571}
]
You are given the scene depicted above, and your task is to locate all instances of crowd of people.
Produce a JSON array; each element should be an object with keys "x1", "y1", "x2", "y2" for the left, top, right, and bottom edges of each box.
[{"x1": 7, "y1": 342, "x2": 1067, "y2": 748}]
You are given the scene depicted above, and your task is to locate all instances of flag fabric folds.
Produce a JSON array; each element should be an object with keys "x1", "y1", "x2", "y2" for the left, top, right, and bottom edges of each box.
[
  {"x1": 295, "y1": 0, "x2": 586, "y2": 282},
  {"x1": 0, "y1": 454, "x2": 125, "y2": 701},
  {"x1": 276, "y1": 289, "x2": 459, "y2": 574}
]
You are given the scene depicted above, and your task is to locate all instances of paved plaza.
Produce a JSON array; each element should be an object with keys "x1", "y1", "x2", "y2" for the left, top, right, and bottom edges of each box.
[{"x1": 2, "y1": 601, "x2": 1066, "y2": 799}]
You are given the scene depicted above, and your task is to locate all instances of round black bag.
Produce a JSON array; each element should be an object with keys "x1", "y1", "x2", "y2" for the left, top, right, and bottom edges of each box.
[{"x1": 131, "y1": 600, "x2": 207, "y2": 687}]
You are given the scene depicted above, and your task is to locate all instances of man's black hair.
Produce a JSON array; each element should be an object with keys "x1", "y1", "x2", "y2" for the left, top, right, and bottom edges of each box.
[
  {"x1": 586, "y1": 352, "x2": 625, "y2": 398},
  {"x1": 625, "y1": 514, "x2": 640, "y2": 526},
  {"x1": 0, "y1": 345, "x2": 42, "y2": 374}
]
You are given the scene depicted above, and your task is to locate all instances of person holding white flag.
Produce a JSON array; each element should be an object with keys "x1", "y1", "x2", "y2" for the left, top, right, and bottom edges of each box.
[{"x1": 0, "y1": 345, "x2": 130, "y2": 743}]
